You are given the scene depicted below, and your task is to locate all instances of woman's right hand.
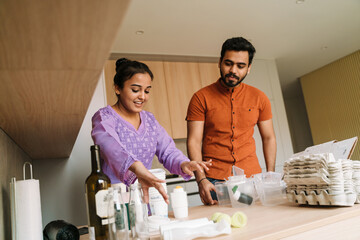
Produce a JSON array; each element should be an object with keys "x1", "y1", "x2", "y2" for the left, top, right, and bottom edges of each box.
[{"x1": 129, "y1": 161, "x2": 169, "y2": 204}]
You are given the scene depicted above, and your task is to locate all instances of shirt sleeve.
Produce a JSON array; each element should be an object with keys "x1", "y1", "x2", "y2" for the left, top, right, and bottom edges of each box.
[
  {"x1": 186, "y1": 93, "x2": 206, "y2": 121},
  {"x1": 91, "y1": 110, "x2": 137, "y2": 185},
  {"x1": 258, "y1": 92, "x2": 272, "y2": 122},
  {"x1": 152, "y1": 116, "x2": 192, "y2": 181}
]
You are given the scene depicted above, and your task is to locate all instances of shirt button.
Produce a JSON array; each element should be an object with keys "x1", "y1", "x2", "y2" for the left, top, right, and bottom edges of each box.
[
  {"x1": 232, "y1": 152, "x2": 235, "y2": 155},
  {"x1": 231, "y1": 98, "x2": 234, "y2": 101},
  {"x1": 232, "y1": 126, "x2": 235, "y2": 129},
  {"x1": 231, "y1": 139, "x2": 234, "y2": 142},
  {"x1": 232, "y1": 112, "x2": 235, "y2": 114}
]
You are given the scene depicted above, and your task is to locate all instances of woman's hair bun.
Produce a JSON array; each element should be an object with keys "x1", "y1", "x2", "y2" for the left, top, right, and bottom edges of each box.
[{"x1": 115, "y1": 58, "x2": 130, "y2": 72}]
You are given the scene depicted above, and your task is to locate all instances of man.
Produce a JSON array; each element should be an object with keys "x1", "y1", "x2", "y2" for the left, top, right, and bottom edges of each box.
[{"x1": 186, "y1": 37, "x2": 276, "y2": 205}]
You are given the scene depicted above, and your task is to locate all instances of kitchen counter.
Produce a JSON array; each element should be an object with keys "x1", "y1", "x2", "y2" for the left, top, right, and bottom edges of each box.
[{"x1": 80, "y1": 202, "x2": 360, "y2": 239}]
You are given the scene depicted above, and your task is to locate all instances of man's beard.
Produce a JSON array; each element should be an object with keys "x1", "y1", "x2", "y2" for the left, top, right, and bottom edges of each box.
[{"x1": 220, "y1": 70, "x2": 247, "y2": 88}]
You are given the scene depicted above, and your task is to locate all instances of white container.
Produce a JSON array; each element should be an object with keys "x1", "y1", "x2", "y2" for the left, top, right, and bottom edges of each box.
[
  {"x1": 149, "y1": 169, "x2": 168, "y2": 217},
  {"x1": 170, "y1": 186, "x2": 188, "y2": 219}
]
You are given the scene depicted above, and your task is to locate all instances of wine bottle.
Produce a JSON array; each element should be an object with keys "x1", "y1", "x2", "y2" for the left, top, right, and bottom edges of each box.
[{"x1": 85, "y1": 144, "x2": 111, "y2": 240}]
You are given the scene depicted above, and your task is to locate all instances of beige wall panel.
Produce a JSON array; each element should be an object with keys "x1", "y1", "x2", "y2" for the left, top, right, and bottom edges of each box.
[
  {"x1": 163, "y1": 62, "x2": 202, "y2": 139},
  {"x1": 198, "y1": 62, "x2": 219, "y2": 87},
  {"x1": 301, "y1": 51, "x2": 360, "y2": 159}
]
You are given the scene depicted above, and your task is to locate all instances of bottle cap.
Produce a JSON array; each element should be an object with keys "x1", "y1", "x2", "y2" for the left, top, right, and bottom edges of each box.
[{"x1": 173, "y1": 186, "x2": 184, "y2": 192}]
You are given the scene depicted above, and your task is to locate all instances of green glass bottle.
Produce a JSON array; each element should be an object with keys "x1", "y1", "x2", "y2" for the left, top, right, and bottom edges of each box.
[{"x1": 85, "y1": 145, "x2": 111, "y2": 240}]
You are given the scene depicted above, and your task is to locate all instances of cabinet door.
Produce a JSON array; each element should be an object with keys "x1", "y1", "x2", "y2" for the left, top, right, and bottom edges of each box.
[
  {"x1": 142, "y1": 61, "x2": 172, "y2": 136},
  {"x1": 163, "y1": 62, "x2": 202, "y2": 139},
  {"x1": 104, "y1": 60, "x2": 117, "y2": 106},
  {"x1": 198, "y1": 62, "x2": 219, "y2": 88}
]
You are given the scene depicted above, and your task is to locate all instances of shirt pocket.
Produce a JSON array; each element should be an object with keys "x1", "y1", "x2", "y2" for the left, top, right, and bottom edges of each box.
[{"x1": 236, "y1": 106, "x2": 259, "y2": 128}]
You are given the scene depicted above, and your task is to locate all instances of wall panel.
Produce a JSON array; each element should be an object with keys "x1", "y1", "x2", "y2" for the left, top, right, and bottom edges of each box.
[{"x1": 301, "y1": 51, "x2": 360, "y2": 159}]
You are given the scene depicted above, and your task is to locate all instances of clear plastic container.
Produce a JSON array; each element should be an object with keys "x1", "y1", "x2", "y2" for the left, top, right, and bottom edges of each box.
[
  {"x1": 214, "y1": 182, "x2": 231, "y2": 206},
  {"x1": 253, "y1": 172, "x2": 287, "y2": 206},
  {"x1": 227, "y1": 176, "x2": 255, "y2": 208}
]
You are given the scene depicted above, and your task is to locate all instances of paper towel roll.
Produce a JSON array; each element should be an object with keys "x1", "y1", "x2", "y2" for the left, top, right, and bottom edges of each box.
[{"x1": 14, "y1": 179, "x2": 43, "y2": 240}]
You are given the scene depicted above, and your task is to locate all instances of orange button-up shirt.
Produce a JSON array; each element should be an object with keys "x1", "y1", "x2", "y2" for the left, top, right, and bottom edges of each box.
[{"x1": 186, "y1": 79, "x2": 272, "y2": 179}]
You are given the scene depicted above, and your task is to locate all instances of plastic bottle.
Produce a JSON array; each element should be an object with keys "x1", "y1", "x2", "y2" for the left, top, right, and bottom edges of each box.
[
  {"x1": 129, "y1": 182, "x2": 149, "y2": 239},
  {"x1": 170, "y1": 186, "x2": 188, "y2": 219}
]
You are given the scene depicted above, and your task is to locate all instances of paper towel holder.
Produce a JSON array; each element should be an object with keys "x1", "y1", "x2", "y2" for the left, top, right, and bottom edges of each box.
[
  {"x1": 10, "y1": 161, "x2": 35, "y2": 240},
  {"x1": 23, "y1": 161, "x2": 33, "y2": 180}
]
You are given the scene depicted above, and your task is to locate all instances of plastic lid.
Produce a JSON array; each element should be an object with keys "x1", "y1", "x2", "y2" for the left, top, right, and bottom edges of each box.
[{"x1": 173, "y1": 186, "x2": 185, "y2": 192}]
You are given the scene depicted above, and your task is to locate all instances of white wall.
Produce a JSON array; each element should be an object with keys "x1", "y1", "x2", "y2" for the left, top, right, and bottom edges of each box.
[{"x1": 33, "y1": 72, "x2": 107, "y2": 227}]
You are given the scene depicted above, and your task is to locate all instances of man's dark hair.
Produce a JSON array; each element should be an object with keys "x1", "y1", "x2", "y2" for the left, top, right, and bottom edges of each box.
[{"x1": 220, "y1": 37, "x2": 256, "y2": 64}]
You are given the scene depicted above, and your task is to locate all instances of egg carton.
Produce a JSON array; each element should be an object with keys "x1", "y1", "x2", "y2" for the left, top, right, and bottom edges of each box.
[
  {"x1": 286, "y1": 190, "x2": 357, "y2": 206},
  {"x1": 284, "y1": 173, "x2": 331, "y2": 185}
]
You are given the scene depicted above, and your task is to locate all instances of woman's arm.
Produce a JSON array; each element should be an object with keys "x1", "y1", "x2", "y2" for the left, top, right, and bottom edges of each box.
[{"x1": 91, "y1": 110, "x2": 138, "y2": 185}]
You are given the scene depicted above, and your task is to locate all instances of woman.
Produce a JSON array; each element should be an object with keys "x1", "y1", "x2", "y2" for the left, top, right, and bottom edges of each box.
[{"x1": 92, "y1": 58, "x2": 211, "y2": 203}]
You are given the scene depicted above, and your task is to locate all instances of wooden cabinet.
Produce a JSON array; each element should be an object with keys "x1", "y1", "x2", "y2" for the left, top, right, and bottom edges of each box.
[
  {"x1": 163, "y1": 62, "x2": 202, "y2": 138},
  {"x1": 103, "y1": 60, "x2": 117, "y2": 106},
  {"x1": 198, "y1": 62, "x2": 219, "y2": 87},
  {"x1": 142, "y1": 61, "x2": 173, "y2": 136}
]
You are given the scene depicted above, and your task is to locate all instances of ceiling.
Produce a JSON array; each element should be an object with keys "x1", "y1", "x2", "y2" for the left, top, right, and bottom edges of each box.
[{"x1": 110, "y1": 0, "x2": 360, "y2": 99}]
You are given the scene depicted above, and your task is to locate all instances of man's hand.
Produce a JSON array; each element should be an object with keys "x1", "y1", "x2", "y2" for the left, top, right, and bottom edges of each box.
[{"x1": 198, "y1": 178, "x2": 218, "y2": 205}]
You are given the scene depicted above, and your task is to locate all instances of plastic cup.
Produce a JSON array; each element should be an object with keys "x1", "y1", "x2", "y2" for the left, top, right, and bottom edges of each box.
[{"x1": 214, "y1": 182, "x2": 231, "y2": 206}]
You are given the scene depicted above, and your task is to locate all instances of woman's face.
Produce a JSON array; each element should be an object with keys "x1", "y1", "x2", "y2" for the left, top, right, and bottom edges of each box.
[{"x1": 115, "y1": 73, "x2": 152, "y2": 114}]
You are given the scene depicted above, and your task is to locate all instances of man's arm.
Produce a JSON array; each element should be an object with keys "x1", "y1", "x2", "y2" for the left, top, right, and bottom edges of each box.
[
  {"x1": 187, "y1": 120, "x2": 216, "y2": 205},
  {"x1": 257, "y1": 119, "x2": 276, "y2": 172}
]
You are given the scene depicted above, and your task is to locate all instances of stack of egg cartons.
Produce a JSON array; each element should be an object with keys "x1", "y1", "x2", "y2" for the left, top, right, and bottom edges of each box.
[
  {"x1": 353, "y1": 160, "x2": 360, "y2": 203},
  {"x1": 284, "y1": 153, "x2": 357, "y2": 206}
]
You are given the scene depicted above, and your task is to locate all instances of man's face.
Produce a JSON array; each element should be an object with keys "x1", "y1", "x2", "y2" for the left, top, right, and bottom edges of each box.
[{"x1": 219, "y1": 50, "x2": 251, "y2": 88}]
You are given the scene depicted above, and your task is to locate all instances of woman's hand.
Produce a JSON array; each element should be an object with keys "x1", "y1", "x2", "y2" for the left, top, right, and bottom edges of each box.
[
  {"x1": 180, "y1": 159, "x2": 212, "y2": 176},
  {"x1": 129, "y1": 161, "x2": 169, "y2": 204}
]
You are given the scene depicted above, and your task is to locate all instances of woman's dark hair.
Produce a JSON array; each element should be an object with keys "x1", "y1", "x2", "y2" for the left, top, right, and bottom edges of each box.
[
  {"x1": 220, "y1": 37, "x2": 256, "y2": 65},
  {"x1": 114, "y1": 58, "x2": 154, "y2": 89}
]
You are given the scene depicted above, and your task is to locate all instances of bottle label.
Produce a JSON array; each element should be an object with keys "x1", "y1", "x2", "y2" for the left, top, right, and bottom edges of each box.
[
  {"x1": 95, "y1": 189, "x2": 113, "y2": 222},
  {"x1": 115, "y1": 205, "x2": 126, "y2": 230},
  {"x1": 88, "y1": 226, "x2": 95, "y2": 240},
  {"x1": 101, "y1": 216, "x2": 115, "y2": 225}
]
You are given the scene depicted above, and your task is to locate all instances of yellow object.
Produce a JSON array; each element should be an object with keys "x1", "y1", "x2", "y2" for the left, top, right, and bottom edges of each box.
[
  {"x1": 213, "y1": 213, "x2": 231, "y2": 225},
  {"x1": 210, "y1": 212, "x2": 223, "y2": 222},
  {"x1": 175, "y1": 186, "x2": 183, "y2": 189},
  {"x1": 231, "y1": 211, "x2": 247, "y2": 228}
]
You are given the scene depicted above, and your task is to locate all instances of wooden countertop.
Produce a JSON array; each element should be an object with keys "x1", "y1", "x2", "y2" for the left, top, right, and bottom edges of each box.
[{"x1": 80, "y1": 202, "x2": 360, "y2": 239}]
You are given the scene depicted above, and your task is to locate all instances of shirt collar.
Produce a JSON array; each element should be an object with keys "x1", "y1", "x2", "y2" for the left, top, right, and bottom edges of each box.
[{"x1": 215, "y1": 78, "x2": 245, "y2": 94}]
